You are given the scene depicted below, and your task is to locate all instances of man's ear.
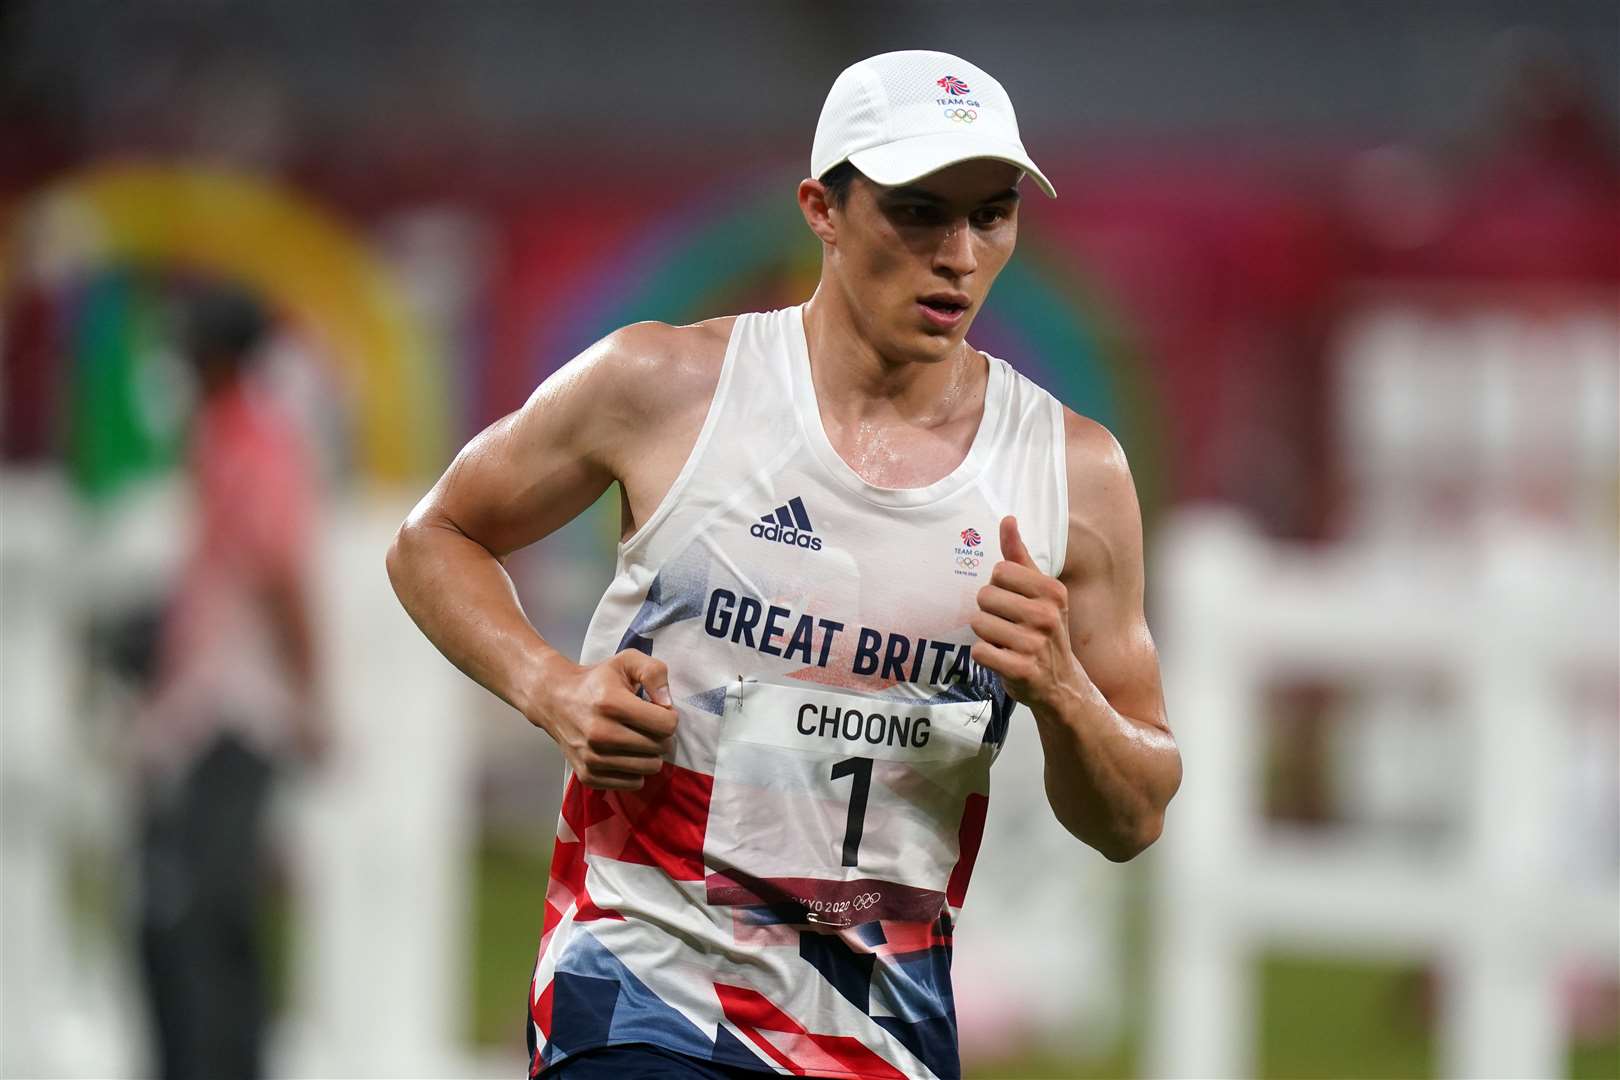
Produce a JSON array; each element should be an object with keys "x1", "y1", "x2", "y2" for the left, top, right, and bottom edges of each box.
[{"x1": 797, "y1": 178, "x2": 838, "y2": 246}]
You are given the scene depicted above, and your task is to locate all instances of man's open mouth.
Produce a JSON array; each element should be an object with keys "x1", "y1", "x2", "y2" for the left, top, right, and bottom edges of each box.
[{"x1": 919, "y1": 293, "x2": 970, "y2": 316}]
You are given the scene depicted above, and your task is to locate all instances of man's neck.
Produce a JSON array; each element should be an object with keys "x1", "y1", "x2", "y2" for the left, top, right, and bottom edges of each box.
[{"x1": 801, "y1": 286, "x2": 982, "y2": 430}]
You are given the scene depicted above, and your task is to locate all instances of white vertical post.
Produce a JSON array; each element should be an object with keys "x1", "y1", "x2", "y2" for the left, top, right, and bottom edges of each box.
[
  {"x1": 0, "y1": 471, "x2": 81, "y2": 1075},
  {"x1": 280, "y1": 494, "x2": 476, "y2": 1077},
  {"x1": 1149, "y1": 511, "x2": 1265, "y2": 1080},
  {"x1": 1442, "y1": 531, "x2": 1567, "y2": 1080}
]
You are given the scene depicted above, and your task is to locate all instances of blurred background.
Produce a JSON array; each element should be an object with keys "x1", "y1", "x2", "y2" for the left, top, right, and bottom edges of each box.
[{"x1": 2, "y1": 1, "x2": 1616, "y2": 1077}]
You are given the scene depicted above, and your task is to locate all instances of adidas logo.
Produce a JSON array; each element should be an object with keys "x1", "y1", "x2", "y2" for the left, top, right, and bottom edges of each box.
[{"x1": 749, "y1": 496, "x2": 823, "y2": 551}]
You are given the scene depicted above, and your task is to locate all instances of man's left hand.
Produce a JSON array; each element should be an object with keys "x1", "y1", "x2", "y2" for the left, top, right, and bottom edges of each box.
[{"x1": 969, "y1": 515, "x2": 1087, "y2": 716}]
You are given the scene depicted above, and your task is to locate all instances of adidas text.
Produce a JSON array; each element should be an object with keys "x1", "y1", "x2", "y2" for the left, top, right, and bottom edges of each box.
[{"x1": 750, "y1": 521, "x2": 823, "y2": 550}]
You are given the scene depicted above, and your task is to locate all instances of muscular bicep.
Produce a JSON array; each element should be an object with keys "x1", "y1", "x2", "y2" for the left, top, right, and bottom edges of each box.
[
  {"x1": 412, "y1": 338, "x2": 633, "y2": 558},
  {"x1": 1059, "y1": 413, "x2": 1169, "y2": 733}
]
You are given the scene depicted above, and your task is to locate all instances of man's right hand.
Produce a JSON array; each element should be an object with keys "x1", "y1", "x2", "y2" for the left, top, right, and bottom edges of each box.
[{"x1": 528, "y1": 650, "x2": 678, "y2": 790}]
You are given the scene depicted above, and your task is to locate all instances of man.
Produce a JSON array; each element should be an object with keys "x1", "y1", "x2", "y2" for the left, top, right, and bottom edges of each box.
[
  {"x1": 388, "y1": 50, "x2": 1179, "y2": 1080},
  {"x1": 137, "y1": 285, "x2": 326, "y2": 1079}
]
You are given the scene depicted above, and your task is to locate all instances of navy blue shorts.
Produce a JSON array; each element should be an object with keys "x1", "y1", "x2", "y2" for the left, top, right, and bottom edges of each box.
[{"x1": 536, "y1": 1042, "x2": 775, "y2": 1078}]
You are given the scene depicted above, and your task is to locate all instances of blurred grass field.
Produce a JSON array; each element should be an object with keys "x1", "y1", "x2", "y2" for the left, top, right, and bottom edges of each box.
[
  {"x1": 69, "y1": 832, "x2": 1619, "y2": 1077},
  {"x1": 469, "y1": 838, "x2": 1619, "y2": 1079}
]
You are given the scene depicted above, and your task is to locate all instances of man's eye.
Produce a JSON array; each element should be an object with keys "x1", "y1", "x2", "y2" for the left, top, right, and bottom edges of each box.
[
  {"x1": 898, "y1": 205, "x2": 939, "y2": 223},
  {"x1": 972, "y1": 208, "x2": 1008, "y2": 227}
]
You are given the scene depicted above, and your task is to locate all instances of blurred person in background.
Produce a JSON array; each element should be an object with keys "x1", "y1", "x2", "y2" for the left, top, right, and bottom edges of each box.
[
  {"x1": 389, "y1": 50, "x2": 1179, "y2": 1079},
  {"x1": 133, "y1": 285, "x2": 326, "y2": 1080}
]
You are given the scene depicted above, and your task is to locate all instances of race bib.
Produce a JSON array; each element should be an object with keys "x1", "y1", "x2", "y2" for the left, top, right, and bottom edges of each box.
[{"x1": 703, "y1": 679, "x2": 993, "y2": 928}]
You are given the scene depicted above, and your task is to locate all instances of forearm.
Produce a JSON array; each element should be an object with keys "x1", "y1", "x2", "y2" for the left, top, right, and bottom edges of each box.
[
  {"x1": 385, "y1": 517, "x2": 565, "y2": 721},
  {"x1": 1030, "y1": 675, "x2": 1181, "y2": 862},
  {"x1": 265, "y1": 568, "x2": 320, "y2": 695}
]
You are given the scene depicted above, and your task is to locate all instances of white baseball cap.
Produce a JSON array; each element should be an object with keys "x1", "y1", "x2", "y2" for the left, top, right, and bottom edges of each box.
[{"x1": 811, "y1": 50, "x2": 1056, "y2": 198}]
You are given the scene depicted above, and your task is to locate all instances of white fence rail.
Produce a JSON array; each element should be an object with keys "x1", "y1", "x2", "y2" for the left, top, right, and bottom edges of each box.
[
  {"x1": 1149, "y1": 510, "x2": 1618, "y2": 1079},
  {"x1": 0, "y1": 475, "x2": 479, "y2": 1077}
]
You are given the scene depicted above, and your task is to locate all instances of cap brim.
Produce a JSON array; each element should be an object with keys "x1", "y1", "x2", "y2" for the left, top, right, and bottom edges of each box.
[{"x1": 847, "y1": 132, "x2": 1056, "y2": 198}]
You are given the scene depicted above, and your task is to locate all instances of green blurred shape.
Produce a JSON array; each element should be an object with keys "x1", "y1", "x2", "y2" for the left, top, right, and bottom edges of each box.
[
  {"x1": 1572, "y1": 1032, "x2": 1620, "y2": 1079},
  {"x1": 1260, "y1": 952, "x2": 1618, "y2": 1080},
  {"x1": 1259, "y1": 952, "x2": 1435, "y2": 1079},
  {"x1": 471, "y1": 835, "x2": 552, "y2": 1047},
  {"x1": 68, "y1": 268, "x2": 184, "y2": 499},
  {"x1": 966, "y1": 1051, "x2": 1132, "y2": 1079}
]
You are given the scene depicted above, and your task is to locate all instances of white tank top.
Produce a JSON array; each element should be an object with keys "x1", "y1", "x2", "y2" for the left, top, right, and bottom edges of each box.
[{"x1": 528, "y1": 304, "x2": 1069, "y2": 1079}]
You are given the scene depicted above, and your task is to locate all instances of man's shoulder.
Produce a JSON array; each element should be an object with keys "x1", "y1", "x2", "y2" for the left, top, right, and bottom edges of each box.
[
  {"x1": 567, "y1": 312, "x2": 732, "y2": 420},
  {"x1": 588, "y1": 315, "x2": 739, "y2": 410},
  {"x1": 556, "y1": 317, "x2": 741, "y2": 471},
  {"x1": 1057, "y1": 406, "x2": 1140, "y2": 568},
  {"x1": 1059, "y1": 406, "x2": 1129, "y2": 480}
]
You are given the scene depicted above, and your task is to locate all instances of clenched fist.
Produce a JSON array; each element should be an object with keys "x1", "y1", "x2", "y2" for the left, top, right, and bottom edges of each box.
[
  {"x1": 969, "y1": 515, "x2": 1085, "y2": 716},
  {"x1": 528, "y1": 649, "x2": 678, "y2": 790}
]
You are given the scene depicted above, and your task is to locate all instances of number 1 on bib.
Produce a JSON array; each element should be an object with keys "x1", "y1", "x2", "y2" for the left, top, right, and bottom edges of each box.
[{"x1": 829, "y1": 756, "x2": 872, "y2": 867}]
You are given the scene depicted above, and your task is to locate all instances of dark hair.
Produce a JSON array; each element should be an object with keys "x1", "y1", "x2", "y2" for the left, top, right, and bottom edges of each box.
[
  {"x1": 188, "y1": 284, "x2": 267, "y2": 361},
  {"x1": 818, "y1": 160, "x2": 863, "y2": 209},
  {"x1": 186, "y1": 283, "x2": 268, "y2": 382}
]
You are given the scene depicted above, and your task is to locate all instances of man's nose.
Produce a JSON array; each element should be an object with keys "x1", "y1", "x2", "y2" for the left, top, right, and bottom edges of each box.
[{"x1": 933, "y1": 220, "x2": 976, "y2": 277}]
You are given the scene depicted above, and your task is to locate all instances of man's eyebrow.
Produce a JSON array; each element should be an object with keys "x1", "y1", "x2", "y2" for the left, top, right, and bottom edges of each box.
[
  {"x1": 879, "y1": 185, "x2": 1022, "y2": 205},
  {"x1": 881, "y1": 185, "x2": 948, "y2": 204}
]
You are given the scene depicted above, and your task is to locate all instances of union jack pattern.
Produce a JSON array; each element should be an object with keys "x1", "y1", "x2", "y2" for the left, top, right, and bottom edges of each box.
[
  {"x1": 525, "y1": 306, "x2": 1071, "y2": 1079},
  {"x1": 936, "y1": 75, "x2": 971, "y2": 96}
]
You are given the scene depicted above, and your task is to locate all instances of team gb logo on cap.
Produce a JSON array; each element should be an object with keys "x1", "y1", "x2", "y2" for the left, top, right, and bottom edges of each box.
[{"x1": 935, "y1": 73, "x2": 981, "y2": 121}]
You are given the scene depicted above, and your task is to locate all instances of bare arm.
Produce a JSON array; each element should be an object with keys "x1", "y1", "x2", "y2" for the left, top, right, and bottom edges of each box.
[
  {"x1": 386, "y1": 322, "x2": 717, "y2": 788},
  {"x1": 386, "y1": 347, "x2": 617, "y2": 718},
  {"x1": 970, "y1": 410, "x2": 1180, "y2": 860},
  {"x1": 264, "y1": 564, "x2": 325, "y2": 759}
]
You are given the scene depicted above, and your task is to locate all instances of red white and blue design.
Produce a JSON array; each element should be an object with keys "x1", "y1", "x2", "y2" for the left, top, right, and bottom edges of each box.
[
  {"x1": 958, "y1": 528, "x2": 981, "y2": 548},
  {"x1": 527, "y1": 306, "x2": 1070, "y2": 1078},
  {"x1": 935, "y1": 75, "x2": 971, "y2": 97}
]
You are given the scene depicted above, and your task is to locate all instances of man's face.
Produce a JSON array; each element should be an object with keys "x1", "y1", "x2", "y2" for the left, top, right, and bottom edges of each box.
[{"x1": 825, "y1": 159, "x2": 1022, "y2": 363}]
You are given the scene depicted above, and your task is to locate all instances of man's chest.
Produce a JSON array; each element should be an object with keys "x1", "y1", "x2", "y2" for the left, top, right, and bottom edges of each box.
[{"x1": 673, "y1": 481, "x2": 1001, "y2": 698}]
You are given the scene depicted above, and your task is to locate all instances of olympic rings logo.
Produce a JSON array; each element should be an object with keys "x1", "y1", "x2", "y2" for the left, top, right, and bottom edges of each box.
[
  {"x1": 956, "y1": 555, "x2": 982, "y2": 569},
  {"x1": 944, "y1": 108, "x2": 977, "y2": 123},
  {"x1": 851, "y1": 892, "x2": 881, "y2": 911}
]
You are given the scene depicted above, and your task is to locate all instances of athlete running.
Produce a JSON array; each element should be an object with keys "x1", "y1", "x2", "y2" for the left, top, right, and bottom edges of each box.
[{"x1": 388, "y1": 49, "x2": 1181, "y2": 1080}]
